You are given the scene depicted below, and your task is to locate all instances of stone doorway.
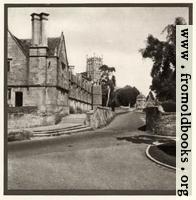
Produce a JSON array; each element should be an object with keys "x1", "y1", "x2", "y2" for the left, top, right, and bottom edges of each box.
[{"x1": 15, "y1": 91, "x2": 23, "y2": 107}]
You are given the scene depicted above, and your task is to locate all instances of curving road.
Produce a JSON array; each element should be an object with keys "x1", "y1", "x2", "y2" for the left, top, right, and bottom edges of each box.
[{"x1": 7, "y1": 111, "x2": 175, "y2": 193}]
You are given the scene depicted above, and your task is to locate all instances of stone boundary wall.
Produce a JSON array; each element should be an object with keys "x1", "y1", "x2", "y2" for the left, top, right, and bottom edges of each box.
[
  {"x1": 8, "y1": 108, "x2": 68, "y2": 130},
  {"x1": 8, "y1": 113, "x2": 62, "y2": 130},
  {"x1": 8, "y1": 113, "x2": 44, "y2": 130},
  {"x1": 85, "y1": 106, "x2": 115, "y2": 129},
  {"x1": 8, "y1": 106, "x2": 38, "y2": 114},
  {"x1": 145, "y1": 106, "x2": 176, "y2": 136}
]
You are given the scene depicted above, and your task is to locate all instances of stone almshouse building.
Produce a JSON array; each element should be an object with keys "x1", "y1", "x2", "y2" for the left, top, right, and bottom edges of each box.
[{"x1": 7, "y1": 12, "x2": 102, "y2": 129}]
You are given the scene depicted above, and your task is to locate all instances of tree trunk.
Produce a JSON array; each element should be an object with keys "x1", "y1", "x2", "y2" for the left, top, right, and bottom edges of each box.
[{"x1": 106, "y1": 87, "x2": 110, "y2": 107}]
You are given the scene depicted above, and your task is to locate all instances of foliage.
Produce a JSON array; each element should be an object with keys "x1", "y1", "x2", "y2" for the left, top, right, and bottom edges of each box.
[
  {"x1": 99, "y1": 64, "x2": 116, "y2": 107},
  {"x1": 161, "y1": 100, "x2": 176, "y2": 112},
  {"x1": 113, "y1": 85, "x2": 140, "y2": 107},
  {"x1": 140, "y1": 17, "x2": 186, "y2": 101}
]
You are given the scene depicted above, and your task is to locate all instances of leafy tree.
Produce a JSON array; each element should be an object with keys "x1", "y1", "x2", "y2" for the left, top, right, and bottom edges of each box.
[
  {"x1": 99, "y1": 65, "x2": 116, "y2": 107},
  {"x1": 140, "y1": 17, "x2": 186, "y2": 101},
  {"x1": 113, "y1": 85, "x2": 140, "y2": 107}
]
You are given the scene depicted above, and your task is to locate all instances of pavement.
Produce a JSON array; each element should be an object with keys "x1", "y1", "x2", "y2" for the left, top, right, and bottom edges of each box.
[
  {"x1": 8, "y1": 113, "x2": 87, "y2": 133},
  {"x1": 7, "y1": 111, "x2": 175, "y2": 192}
]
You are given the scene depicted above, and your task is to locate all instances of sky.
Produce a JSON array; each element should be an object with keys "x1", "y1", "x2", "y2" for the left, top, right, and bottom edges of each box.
[{"x1": 8, "y1": 6, "x2": 189, "y2": 95}]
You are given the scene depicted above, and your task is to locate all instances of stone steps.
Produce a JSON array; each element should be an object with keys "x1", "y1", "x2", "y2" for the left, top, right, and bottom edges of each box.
[
  {"x1": 32, "y1": 124, "x2": 84, "y2": 134},
  {"x1": 32, "y1": 125, "x2": 92, "y2": 137},
  {"x1": 23, "y1": 113, "x2": 90, "y2": 139},
  {"x1": 60, "y1": 114, "x2": 86, "y2": 124},
  {"x1": 61, "y1": 119, "x2": 85, "y2": 124}
]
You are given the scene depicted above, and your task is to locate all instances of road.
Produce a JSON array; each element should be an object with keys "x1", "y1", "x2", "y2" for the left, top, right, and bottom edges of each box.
[{"x1": 7, "y1": 111, "x2": 175, "y2": 192}]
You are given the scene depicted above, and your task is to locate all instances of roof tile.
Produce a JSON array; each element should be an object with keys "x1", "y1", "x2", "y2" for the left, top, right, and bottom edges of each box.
[{"x1": 13, "y1": 36, "x2": 61, "y2": 57}]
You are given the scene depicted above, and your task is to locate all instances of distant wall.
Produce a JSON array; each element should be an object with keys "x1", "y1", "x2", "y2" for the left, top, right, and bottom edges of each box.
[
  {"x1": 85, "y1": 106, "x2": 115, "y2": 129},
  {"x1": 145, "y1": 106, "x2": 176, "y2": 136},
  {"x1": 68, "y1": 72, "x2": 102, "y2": 113}
]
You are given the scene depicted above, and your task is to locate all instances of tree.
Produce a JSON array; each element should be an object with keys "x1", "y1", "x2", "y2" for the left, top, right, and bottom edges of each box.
[
  {"x1": 99, "y1": 65, "x2": 116, "y2": 107},
  {"x1": 113, "y1": 85, "x2": 140, "y2": 107},
  {"x1": 140, "y1": 17, "x2": 186, "y2": 101}
]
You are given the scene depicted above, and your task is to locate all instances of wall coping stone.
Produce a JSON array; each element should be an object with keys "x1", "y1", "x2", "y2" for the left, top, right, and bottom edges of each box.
[{"x1": 86, "y1": 106, "x2": 111, "y2": 115}]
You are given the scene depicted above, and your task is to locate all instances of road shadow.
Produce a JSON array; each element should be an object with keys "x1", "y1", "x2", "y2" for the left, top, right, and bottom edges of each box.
[
  {"x1": 138, "y1": 125, "x2": 146, "y2": 131},
  {"x1": 116, "y1": 135, "x2": 174, "y2": 145}
]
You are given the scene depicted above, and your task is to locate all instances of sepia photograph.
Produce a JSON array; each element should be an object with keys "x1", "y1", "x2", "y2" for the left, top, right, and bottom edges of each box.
[{"x1": 5, "y1": 3, "x2": 192, "y2": 195}]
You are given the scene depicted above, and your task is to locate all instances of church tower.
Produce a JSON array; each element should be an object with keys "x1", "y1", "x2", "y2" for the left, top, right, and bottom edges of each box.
[{"x1": 86, "y1": 55, "x2": 103, "y2": 82}]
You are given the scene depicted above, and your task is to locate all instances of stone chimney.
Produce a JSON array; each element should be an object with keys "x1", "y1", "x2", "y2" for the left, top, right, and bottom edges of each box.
[
  {"x1": 40, "y1": 13, "x2": 49, "y2": 46},
  {"x1": 31, "y1": 13, "x2": 40, "y2": 46},
  {"x1": 29, "y1": 12, "x2": 49, "y2": 86},
  {"x1": 31, "y1": 12, "x2": 49, "y2": 46}
]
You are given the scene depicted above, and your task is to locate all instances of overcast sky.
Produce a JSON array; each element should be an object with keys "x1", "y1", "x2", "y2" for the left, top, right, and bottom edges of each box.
[{"x1": 8, "y1": 7, "x2": 189, "y2": 95}]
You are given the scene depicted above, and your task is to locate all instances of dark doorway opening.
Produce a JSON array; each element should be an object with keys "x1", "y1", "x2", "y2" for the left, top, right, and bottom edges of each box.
[{"x1": 15, "y1": 92, "x2": 23, "y2": 107}]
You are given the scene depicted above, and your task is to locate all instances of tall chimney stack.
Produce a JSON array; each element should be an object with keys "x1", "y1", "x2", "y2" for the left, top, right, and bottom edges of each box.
[
  {"x1": 31, "y1": 12, "x2": 49, "y2": 46},
  {"x1": 40, "y1": 12, "x2": 49, "y2": 46},
  {"x1": 31, "y1": 13, "x2": 40, "y2": 46}
]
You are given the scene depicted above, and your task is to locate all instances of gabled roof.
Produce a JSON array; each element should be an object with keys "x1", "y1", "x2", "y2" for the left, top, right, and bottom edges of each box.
[
  {"x1": 47, "y1": 37, "x2": 61, "y2": 56},
  {"x1": 146, "y1": 91, "x2": 156, "y2": 101},
  {"x1": 17, "y1": 38, "x2": 31, "y2": 56},
  {"x1": 8, "y1": 30, "x2": 29, "y2": 57},
  {"x1": 8, "y1": 30, "x2": 61, "y2": 57}
]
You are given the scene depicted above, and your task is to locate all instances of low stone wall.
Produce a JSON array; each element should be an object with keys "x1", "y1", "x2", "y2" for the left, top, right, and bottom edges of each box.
[
  {"x1": 8, "y1": 106, "x2": 69, "y2": 130},
  {"x1": 8, "y1": 113, "x2": 60, "y2": 130},
  {"x1": 85, "y1": 106, "x2": 115, "y2": 129},
  {"x1": 8, "y1": 106, "x2": 38, "y2": 114},
  {"x1": 8, "y1": 113, "x2": 43, "y2": 130},
  {"x1": 145, "y1": 106, "x2": 176, "y2": 136}
]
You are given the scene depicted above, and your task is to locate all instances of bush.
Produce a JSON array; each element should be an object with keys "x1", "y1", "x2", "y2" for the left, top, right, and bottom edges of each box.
[
  {"x1": 158, "y1": 140, "x2": 176, "y2": 156},
  {"x1": 161, "y1": 100, "x2": 176, "y2": 112},
  {"x1": 149, "y1": 141, "x2": 176, "y2": 168}
]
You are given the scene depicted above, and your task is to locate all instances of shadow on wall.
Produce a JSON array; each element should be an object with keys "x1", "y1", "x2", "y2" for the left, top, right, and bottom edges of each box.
[
  {"x1": 85, "y1": 106, "x2": 115, "y2": 129},
  {"x1": 144, "y1": 106, "x2": 176, "y2": 136},
  {"x1": 8, "y1": 105, "x2": 69, "y2": 129}
]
